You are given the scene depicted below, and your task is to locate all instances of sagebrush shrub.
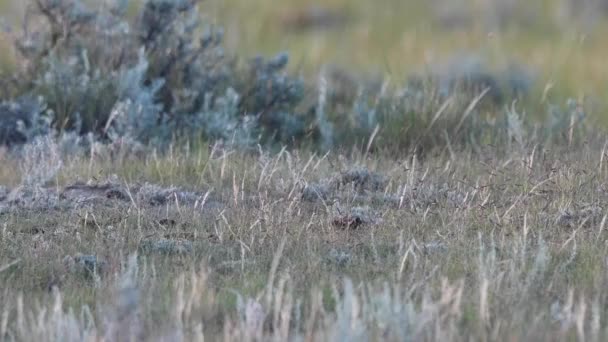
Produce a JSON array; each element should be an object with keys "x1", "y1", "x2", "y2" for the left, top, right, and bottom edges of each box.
[
  {"x1": 3, "y1": 0, "x2": 308, "y2": 148},
  {"x1": 319, "y1": 55, "x2": 542, "y2": 154},
  {"x1": 0, "y1": 95, "x2": 50, "y2": 146}
]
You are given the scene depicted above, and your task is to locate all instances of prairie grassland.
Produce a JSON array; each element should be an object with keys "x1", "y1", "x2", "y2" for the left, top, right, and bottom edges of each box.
[
  {"x1": 2, "y1": 137, "x2": 608, "y2": 340},
  {"x1": 2, "y1": 0, "x2": 608, "y2": 341}
]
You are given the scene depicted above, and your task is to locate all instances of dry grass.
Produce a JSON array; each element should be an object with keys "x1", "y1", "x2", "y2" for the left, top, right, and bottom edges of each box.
[
  {"x1": 2, "y1": 1, "x2": 608, "y2": 340},
  {"x1": 1, "y1": 138, "x2": 608, "y2": 340}
]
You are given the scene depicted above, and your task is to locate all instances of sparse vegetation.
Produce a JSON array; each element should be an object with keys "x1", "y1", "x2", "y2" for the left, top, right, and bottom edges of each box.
[
  {"x1": 2, "y1": 139, "x2": 608, "y2": 341},
  {"x1": 0, "y1": 0, "x2": 608, "y2": 341}
]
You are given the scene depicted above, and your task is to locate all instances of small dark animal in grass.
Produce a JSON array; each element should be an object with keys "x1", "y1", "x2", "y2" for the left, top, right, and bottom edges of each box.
[
  {"x1": 331, "y1": 206, "x2": 376, "y2": 230},
  {"x1": 332, "y1": 214, "x2": 365, "y2": 229}
]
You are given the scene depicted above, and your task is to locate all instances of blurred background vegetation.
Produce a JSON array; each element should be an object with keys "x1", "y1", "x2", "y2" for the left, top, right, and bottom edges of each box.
[
  {"x1": 207, "y1": 0, "x2": 608, "y2": 99},
  {"x1": 2, "y1": 0, "x2": 608, "y2": 99},
  {"x1": 0, "y1": 0, "x2": 607, "y2": 152}
]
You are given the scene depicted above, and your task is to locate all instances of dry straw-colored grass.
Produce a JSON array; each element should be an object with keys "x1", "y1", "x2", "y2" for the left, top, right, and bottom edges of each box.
[
  {"x1": 3, "y1": 0, "x2": 608, "y2": 340},
  {"x1": 1, "y1": 137, "x2": 608, "y2": 340}
]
